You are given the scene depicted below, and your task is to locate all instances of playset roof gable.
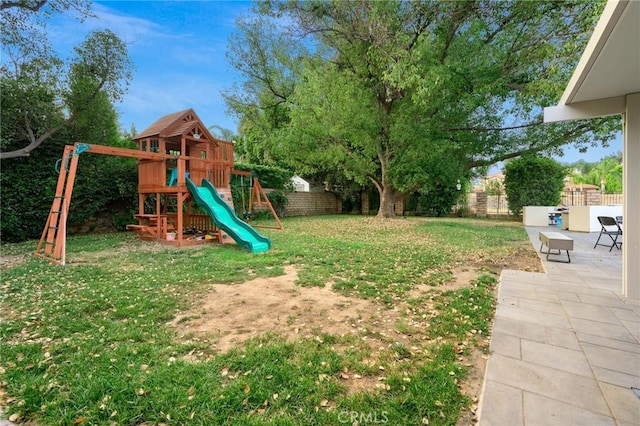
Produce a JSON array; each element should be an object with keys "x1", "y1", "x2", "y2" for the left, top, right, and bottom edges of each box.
[{"x1": 133, "y1": 108, "x2": 219, "y2": 144}]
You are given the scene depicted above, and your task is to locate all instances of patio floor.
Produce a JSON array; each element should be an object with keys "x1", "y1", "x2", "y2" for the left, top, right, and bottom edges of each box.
[{"x1": 478, "y1": 226, "x2": 640, "y2": 425}]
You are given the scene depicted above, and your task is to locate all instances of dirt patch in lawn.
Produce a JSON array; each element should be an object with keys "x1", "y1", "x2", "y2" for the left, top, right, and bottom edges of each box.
[
  {"x1": 0, "y1": 254, "x2": 28, "y2": 270},
  {"x1": 170, "y1": 265, "x2": 379, "y2": 353},
  {"x1": 170, "y1": 249, "x2": 542, "y2": 423}
]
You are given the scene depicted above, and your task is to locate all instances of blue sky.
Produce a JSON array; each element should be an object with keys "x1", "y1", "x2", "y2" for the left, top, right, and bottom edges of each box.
[
  {"x1": 49, "y1": 1, "x2": 251, "y2": 135},
  {"x1": 46, "y1": 1, "x2": 621, "y2": 165}
]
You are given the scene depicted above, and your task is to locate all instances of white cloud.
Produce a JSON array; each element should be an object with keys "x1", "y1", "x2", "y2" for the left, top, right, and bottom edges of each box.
[
  {"x1": 117, "y1": 71, "x2": 236, "y2": 132},
  {"x1": 44, "y1": 1, "x2": 248, "y2": 134}
]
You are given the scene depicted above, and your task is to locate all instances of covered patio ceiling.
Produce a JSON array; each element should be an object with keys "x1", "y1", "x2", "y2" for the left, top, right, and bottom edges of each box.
[
  {"x1": 560, "y1": 0, "x2": 639, "y2": 106},
  {"x1": 544, "y1": 0, "x2": 639, "y2": 299},
  {"x1": 544, "y1": 0, "x2": 639, "y2": 121}
]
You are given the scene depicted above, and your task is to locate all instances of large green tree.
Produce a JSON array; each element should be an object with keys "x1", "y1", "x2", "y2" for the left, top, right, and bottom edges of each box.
[
  {"x1": 568, "y1": 154, "x2": 623, "y2": 193},
  {"x1": 225, "y1": 0, "x2": 619, "y2": 217},
  {"x1": 1, "y1": 0, "x2": 133, "y2": 159},
  {"x1": 1, "y1": 0, "x2": 92, "y2": 61},
  {"x1": 0, "y1": 68, "x2": 139, "y2": 242},
  {"x1": 1, "y1": 0, "x2": 138, "y2": 241}
]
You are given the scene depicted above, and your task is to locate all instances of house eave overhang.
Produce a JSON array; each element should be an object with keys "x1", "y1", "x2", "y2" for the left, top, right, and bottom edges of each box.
[{"x1": 544, "y1": 0, "x2": 640, "y2": 123}]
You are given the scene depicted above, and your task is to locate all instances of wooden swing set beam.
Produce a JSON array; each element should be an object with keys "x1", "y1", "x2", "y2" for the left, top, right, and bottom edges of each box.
[
  {"x1": 35, "y1": 143, "x2": 181, "y2": 265},
  {"x1": 231, "y1": 169, "x2": 284, "y2": 230}
]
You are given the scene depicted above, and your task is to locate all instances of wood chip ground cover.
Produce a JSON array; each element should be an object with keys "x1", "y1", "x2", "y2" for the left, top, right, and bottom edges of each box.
[{"x1": 0, "y1": 216, "x2": 542, "y2": 425}]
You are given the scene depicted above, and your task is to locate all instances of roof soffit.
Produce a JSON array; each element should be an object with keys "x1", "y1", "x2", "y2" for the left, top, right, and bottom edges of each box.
[{"x1": 560, "y1": 0, "x2": 640, "y2": 105}]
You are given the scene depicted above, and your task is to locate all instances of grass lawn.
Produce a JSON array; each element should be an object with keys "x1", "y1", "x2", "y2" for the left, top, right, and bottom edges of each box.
[{"x1": 0, "y1": 215, "x2": 540, "y2": 425}]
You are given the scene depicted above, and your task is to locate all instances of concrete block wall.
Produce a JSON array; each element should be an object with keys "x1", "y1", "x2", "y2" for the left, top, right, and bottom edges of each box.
[
  {"x1": 476, "y1": 192, "x2": 487, "y2": 217},
  {"x1": 361, "y1": 192, "x2": 370, "y2": 215},
  {"x1": 284, "y1": 192, "x2": 342, "y2": 217},
  {"x1": 584, "y1": 190, "x2": 602, "y2": 206}
]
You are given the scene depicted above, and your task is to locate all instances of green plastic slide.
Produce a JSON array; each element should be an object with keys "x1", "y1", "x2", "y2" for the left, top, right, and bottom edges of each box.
[{"x1": 186, "y1": 178, "x2": 271, "y2": 253}]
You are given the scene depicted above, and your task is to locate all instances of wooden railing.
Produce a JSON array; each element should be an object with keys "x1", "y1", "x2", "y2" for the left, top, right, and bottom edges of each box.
[
  {"x1": 209, "y1": 164, "x2": 231, "y2": 188},
  {"x1": 167, "y1": 213, "x2": 214, "y2": 232}
]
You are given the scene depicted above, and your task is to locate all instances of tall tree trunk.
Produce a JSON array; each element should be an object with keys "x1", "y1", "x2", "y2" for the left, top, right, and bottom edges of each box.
[
  {"x1": 371, "y1": 168, "x2": 397, "y2": 218},
  {"x1": 377, "y1": 184, "x2": 396, "y2": 218},
  {"x1": 372, "y1": 131, "x2": 397, "y2": 218}
]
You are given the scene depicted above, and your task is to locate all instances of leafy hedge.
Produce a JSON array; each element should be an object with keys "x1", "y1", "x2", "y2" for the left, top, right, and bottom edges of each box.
[
  {"x1": 230, "y1": 163, "x2": 293, "y2": 218},
  {"x1": 0, "y1": 137, "x2": 137, "y2": 243},
  {"x1": 233, "y1": 162, "x2": 294, "y2": 190},
  {"x1": 1, "y1": 73, "x2": 138, "y2": 243},
  {"x1": 0, "y1": 128, "x2": 138, "y2": 242},
  {"x1": 504, "y1": 156, "x2": 566, "y2": 215}
]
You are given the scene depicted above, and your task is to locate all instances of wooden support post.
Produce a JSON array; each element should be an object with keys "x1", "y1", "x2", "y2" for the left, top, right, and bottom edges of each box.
[
  {"x1": 35, "y1": 145, "x2": 80, "y2": 265},
  {"x1": 177, "y1": 192, "x2": 184, "y2": 242},
  {"x1": 249, "y1": 178, "x2": 284, "y2": 230}
]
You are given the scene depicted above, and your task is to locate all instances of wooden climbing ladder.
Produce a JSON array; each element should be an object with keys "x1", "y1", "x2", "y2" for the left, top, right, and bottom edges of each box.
[{"x1": 35, "y1": 145, "x2": 85, "y2": 265}]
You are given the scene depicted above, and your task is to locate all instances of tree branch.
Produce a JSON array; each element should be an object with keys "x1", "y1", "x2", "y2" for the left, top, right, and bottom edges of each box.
[
  {"x1": 0, "y1": 123, "x2": 66, "y2": 159},
  {"x1": 447, "y1": 121, "x2": 543, "y2": 132},
  {"x1": 0, "y1": 0, "x2": 47, "y2": 11},
  {"x1": 464, "y1": 122, "x2": 594, "y2": 169}
]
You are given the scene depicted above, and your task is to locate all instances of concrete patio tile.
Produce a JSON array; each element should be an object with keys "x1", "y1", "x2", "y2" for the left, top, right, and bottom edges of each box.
[
  {"x1": 499, "y1": 280, "x2": 544, "y2": 292},
  {"x1": 570, "y1": 318, "x2": 637, "y2": 343},
  {"x1": 479, "y1": 227, "x2": 630, "y2": 425},
  {"x1": 562, "y1": 300, "x2": 622, "y2": 324},
  {"x1": 534, "y1": 291, "x2": 561, "y2": 303},
  {"x1": 558, "y1": 291, "x2": 582, "y2": 302},
  {"x1": 616, "y1": 420, "x2": 640, "y2": 426},
  {"x1": 592, "y1": 366, "x2": 640, "y2": 389},
  {"x1": 489, "y1": 331, "x2": 521, "y2": 359},
  {"x1": 584, "y1": 278, "x2": 624, "y2": 292},
  {"x1": 610, "y1": 307, "x2": 640, "y2": 322},
  {"x1": 523, "y1": 392, "x2": 615, "y2": 426},
  {"x1": 620, "y1": 320, "x2": 640, "y2": 341},
  {"x1": 578, "y1": 294, "x2": 630, "y2": 309},
  {"x1": 581, "y1": 343, "x2": 640, "y2": 377},
  {"x1": 545, "y1": 326, "x2": 582, "y2": 350},
  {"x1": 576, "y1": 332, "x2": 640, "y2": 354},
  {"x1": 478, "y1": 380, "x2": 523, "y2": 426},
  {"x1": 521, "y1": 339, "x2": 592, "y2": 377},
  {"x1": 517, "y1": 298, "x2": 565, "y2": 315},
  {"x1": 545, "y1": 273, "x2": 588, "y2": 285},
  {"x1": 485, "y1": 354, "x2": 610, "y2": 415},
  {"x1": 495, "y1": 301, "x2": 516, "y2": 316},
  {"x1": 498, "y1": 286, "x2": 544, "y2": 300},
  {"x1": 554, "y1": 284, "x2": 621, "y2": 297},
  {"x1": 503, "y1": 288, "x2": 561, "y2": 303},
  {"x1": 500, "y1": 270, "x2": 547, "y2": 282},
  {"x1": 491, "y1": 318, "x2": 547, "y2": 343},
  {"x1": 577, "y1": 269, "x2": 618, "y2": 279},
  {"x1": 599, "y1": 382, "x2": 640, "y2": 424},
  {"x1": 545, "y1": 265, "x2": 584, "y2": 275},
  {"x1": 497, "y1": 295, "x2": 519, "y2": 307},
  {"x1": 535, "y1": 284, "x2": 568, "y2": 294},
  {"x1": 497, "y1": 305, "x2": 571, "y2": 329}
]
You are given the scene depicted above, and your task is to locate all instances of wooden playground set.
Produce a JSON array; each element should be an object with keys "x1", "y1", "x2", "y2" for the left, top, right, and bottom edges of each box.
[{"x1": 35, "y1": 109, "x2": 281, "y2": 265}]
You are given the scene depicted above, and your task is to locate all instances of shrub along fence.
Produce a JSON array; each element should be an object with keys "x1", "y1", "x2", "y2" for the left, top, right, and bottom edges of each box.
[{"x1": 457, "y1": 189, "x2": 623, "y2": 217}]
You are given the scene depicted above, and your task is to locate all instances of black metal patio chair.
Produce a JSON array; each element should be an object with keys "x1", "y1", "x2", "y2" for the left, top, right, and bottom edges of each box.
[{"x1": 593, "y1": 216, "x2": 623, "y2": 251}]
